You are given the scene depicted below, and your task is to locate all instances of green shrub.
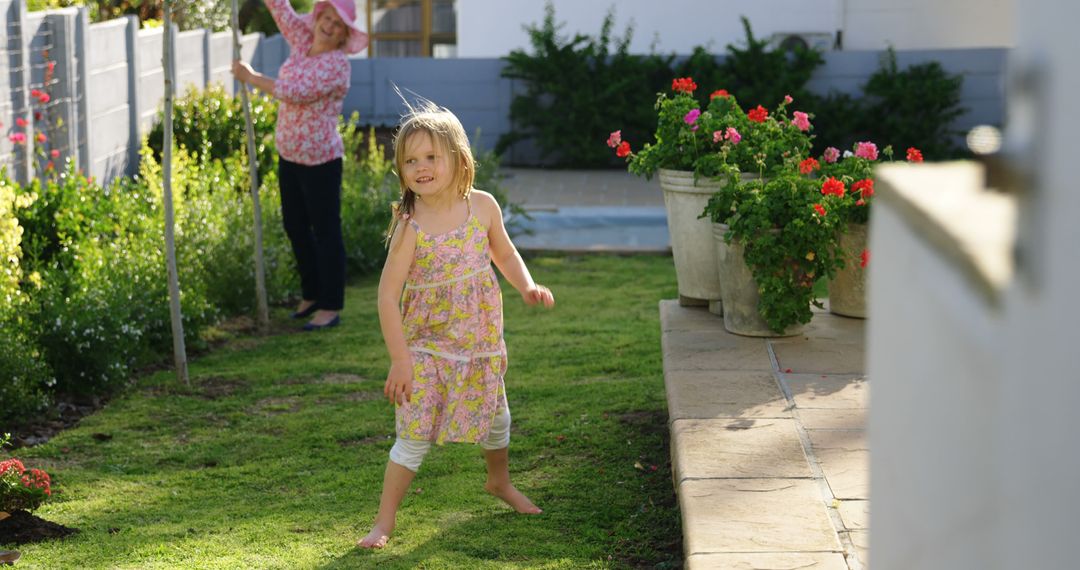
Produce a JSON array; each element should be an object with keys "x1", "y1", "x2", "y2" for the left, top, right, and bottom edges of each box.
[
  {"x1": 714, "y1": 17, "x2": 825, "y2": 111},
  {"x1": 860, "y1": 48, "x2": 967, "y2": 158},
  {"x1": 498, "y1": 2, "x2": 672, "y2": 167},
  {"x1": 147, "y1": 84, "x2": 279, "y2": 183}
]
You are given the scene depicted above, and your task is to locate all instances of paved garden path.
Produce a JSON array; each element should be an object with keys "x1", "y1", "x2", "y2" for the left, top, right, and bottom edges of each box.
[{"x1": 661, "y1": 302, "x2": 868, "y2": 569}]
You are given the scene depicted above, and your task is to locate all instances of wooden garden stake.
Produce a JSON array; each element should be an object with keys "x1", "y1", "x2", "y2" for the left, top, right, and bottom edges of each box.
[
  {"x1": 232, "y1": 0, "x2": 270, "y2": 334},
  {"x1": 161, "y1": 0, "x2": 189, "y2": 385}
]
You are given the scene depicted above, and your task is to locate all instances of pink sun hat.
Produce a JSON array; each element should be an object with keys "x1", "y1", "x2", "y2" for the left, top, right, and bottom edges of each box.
[{"x1": 304, "y1": 0, "x2": 369, "y2": 54}]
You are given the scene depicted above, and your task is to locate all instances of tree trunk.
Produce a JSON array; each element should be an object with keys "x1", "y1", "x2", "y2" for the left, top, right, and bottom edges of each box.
[
  {"x1": 162, "y1": 0, "x2": 189, "y2": 385},
  {"x1": 232, "y1": 0, "x2": 270, "y2": 333}
]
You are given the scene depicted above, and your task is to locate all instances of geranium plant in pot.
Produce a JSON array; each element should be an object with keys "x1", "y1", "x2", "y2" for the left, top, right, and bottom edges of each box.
[
  {"x1": 816, "y1": 142, "x2": 925, "y2": 317},
  {"x1": 610, "y1": 78, "x2": 815, "y2": 311},
  {"x1": 703, "y1": 161, "x2": 848, "y2": 335}
]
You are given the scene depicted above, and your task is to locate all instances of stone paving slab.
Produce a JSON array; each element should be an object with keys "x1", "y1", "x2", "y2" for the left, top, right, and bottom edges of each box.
[
  {"x1": 665, "y1": 369, "x2": 791, "y2": 421},
  {"x1": 772, "y1": 341, "x2": 865, "y2": 374},
  {"x1": 671, "y1": 418, "x2": 812, "y2": 482},
  {"x1": 679, "y1": 478, "x2": 842, "y2": 554},
  {"x1": 844, "y1": 530, "x2": 870, "y2": 567},
  {"x1": 686, "y1": 552, "x2": 850, "y2": 570},
  {"x1": 660, "y1": 300, "x2": 726, "y2": 332},
  {"x1": 780, "y1": 310, "x2": 868, "y2": 345},
  {"x1": 663, "y1": 329, "x2": 774, "y2": 372},
  {"x1": 838, "y1": 499, "x2": 870, "y2": 530},
  {"x1": 799, "y1": 408, "x2": 867, "y2": 430},
  {"x1": 786, "y1": 374, "x2": 869, "y2": 409},
  {"x1": 816, "y1": 448, "x2": 871, "y2": 500},
  {"x1": 807, "y1": 429, "x2": 869, "y2": 452}
]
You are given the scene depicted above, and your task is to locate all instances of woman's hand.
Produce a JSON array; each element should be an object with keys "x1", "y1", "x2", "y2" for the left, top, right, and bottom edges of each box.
[
  {"x1": 522, "y1": 284, "x2": 555, "y2": 308},
  {"x1": 232, "y1": 60, "x2": 255, "y2": 84},
  {"x1": 384, "y1": 360, "x2": 414, "y2": 405}
]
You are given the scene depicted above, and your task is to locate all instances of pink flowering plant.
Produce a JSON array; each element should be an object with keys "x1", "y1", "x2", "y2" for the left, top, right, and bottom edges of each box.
[
  {"x1": 0, "y1": 433, "x2": 53, "y2": 513},
  {"x1": 608, "y1": 77, "x2": 815, "y2": 180}
]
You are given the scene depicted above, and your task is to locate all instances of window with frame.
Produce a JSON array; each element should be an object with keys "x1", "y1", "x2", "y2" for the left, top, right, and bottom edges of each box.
[{"x1": 365, "y1": 0, "x2": 457, "y2": 57}]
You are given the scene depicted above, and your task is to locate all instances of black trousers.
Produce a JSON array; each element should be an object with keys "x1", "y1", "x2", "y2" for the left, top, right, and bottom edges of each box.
[{"x1": 278, "y1": 156, "x2": 345, "y2": 311}]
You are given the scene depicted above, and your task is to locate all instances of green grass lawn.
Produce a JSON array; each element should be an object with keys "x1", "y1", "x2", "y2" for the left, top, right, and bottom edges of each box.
[{"x1": 7, "y1": 254, "x2": 681, "y2": 569}]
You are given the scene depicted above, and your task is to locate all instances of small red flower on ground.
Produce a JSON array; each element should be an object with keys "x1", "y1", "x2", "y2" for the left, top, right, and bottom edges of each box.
[{"x1": 860, "y1": 249, "x2": 871, "y2": 268}]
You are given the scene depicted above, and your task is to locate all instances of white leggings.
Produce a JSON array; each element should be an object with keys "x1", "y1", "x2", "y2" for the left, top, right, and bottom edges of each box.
[{"x1": 389, "y1": 407, "x2": 511, "y2": 472}]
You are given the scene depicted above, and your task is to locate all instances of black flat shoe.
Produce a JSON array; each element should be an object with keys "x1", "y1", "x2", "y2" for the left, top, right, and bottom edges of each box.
[
  {"x1": 291, "y1": 303, "x2": 318, "y2": 319},
  {"x1": 302, "y1": 315, "x2": 340, "y2": 331}
]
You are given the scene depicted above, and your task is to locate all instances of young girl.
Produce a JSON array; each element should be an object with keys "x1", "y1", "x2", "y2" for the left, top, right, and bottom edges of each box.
[{"x1": 359, "y1": 103, "x2": 554, "y2": 549}]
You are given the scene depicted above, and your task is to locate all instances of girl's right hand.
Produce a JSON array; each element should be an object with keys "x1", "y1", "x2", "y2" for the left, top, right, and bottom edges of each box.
[{"x1": 384, "y1": 360, "x2": 414, "y2": 405}]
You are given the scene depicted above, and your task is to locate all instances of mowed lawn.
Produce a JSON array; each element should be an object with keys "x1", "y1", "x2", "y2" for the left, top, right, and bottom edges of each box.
[{"x1": 9, "y1": 254, "x2": 681, "y2": 569}]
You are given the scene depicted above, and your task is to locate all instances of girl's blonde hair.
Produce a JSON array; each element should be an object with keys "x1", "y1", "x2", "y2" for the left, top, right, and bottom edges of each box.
[{"x1": 386, "y1": 101, "x2": 476, "y2": 244}]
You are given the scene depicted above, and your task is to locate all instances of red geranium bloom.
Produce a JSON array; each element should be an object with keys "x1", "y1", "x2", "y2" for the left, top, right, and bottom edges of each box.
[
  {"x1": 36, "y1": 132, "x2": 47, "y2": 143},
  {"x1": 813, "y1": 204, "x2": 827, "y2": 217},
  {"x1": 50, "y1": 149, "x2": 60, "y2": 159},
  {"x1": 37, "y1": 92, "x2": 50, "y2": 104},
  {"x1": 616, "y1": 141, "x2": 631, "y2": 158},
  {"x1": 820, "y1": 177, "x2": 845, "y2": 197},
  {"x1": 798, "y1": 157, "x2": 820, "y2": 175},
  {"x1": 747, "y1": 105, "x2": 768, "y2": 123},
  {"x1": 672, "y1": 77, "x2": 697, "y2": 94},
  {"x1": 906, "y1": 147, "x2": 924, "y2": 163},
  {"x1": 710, "y1": 89, "x2": 729, "y2": 99},
  {"x1": 15, "y1": 117, "x2": 27, "y2": 128},
  {"x1": 852, "y1": 179, "x2": 874, "y2": 197}
]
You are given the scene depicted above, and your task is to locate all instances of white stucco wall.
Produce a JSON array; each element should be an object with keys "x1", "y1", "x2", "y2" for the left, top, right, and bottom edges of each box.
[
  {"x1": 456, "y1": 0, "x2": 1013, "y2": 57},
  {"x1": 842, "y1": 0, "x2": 1014, "y2": 50},
  {"x1": 458, "y1": 0, "x2": 842, "y2": 57}
]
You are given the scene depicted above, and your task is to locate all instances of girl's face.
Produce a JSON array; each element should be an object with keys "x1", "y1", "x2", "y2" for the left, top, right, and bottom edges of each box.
[
  {"x1": 313, "y1": 6, "x2": 348, "y2": 50},
  {"x1": 402, "y1": 132, "x2": 456, "y2": 200}
]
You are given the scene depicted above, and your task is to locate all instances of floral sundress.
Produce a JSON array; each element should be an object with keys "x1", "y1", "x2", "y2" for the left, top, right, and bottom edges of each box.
[{"x1": 397, "y1": 204, "x2": 507, "y2": 444}]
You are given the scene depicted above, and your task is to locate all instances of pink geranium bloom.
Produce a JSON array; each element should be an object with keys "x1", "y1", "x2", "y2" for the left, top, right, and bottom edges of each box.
[
  {"x1": 15, "y1": 118, "x2": 27, "y2": 128},
  {"x1": 606, "y1": 130, "x2": 621, "y2": 148},
  {"x1": 8, "y1": 132, "x2": 26, "y2": 144},
  {"x1": 791, "y1": 111, "x2": 811, "y2": 132},
  {"x1": 823, "y1": 147, "x2": 840, "y2": 163},
  {"x1": 725, "y1": 127, "x2": 741, "y2": 144},
  {"x1": 50, "y1": 149, "x2": 60, "y2": 158},
  {"x1": 684, "y1": 109, "x2": 700, "y2": 126},
  {"x1": 784, "y1": 94, "x2": 793, "y2": 104},
  {"x1": 713, "y1": 130, "x2": 723, "y2": 143},
  {"x1": 855, "y1": 141, "x2": 879, "y2": 160}
]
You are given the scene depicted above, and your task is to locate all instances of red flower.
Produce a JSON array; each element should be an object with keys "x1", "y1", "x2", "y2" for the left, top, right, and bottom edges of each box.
[
  {"x1": 906, "y1": 147, "x2": 924, "y2": 163},
  {"x1": 36, "y1": 132, "x2": 47, "y2": 143},
  {"x1": 820, "y1": 177, "x2": 845, "y2": 197},
  {"x1": 855, "y1": 198, "x2": 866, "y2": 206},
  {"x1": 15, "y1": 117, "x2": 27, "y2": 128},
  {"x1": 0, "y1": 458, "x2": 25, "y2": 476},
  {"x1": 671, "y1": 77, "x2": 697, "y2": 94},
  {"x1": 45, "y1": 161, "x2": 55, "y2": 171},
  {"x1": 710, "y1": 89, "x2": 729, "y2": 99},
  {"x1": 30, "y1": 89, "x2": 41, "y2": 98},
  {"x1": 34, "y1": 112, "x2": 42, "y2": 121},
  {"x1": 616, "y1": 141, "x2": 631, "y2": 158},
  {"x1": 50, "y1": 149, "x2": 60, "y2": 159},
  {"x1": 747, "y1": 105, "x2": 768, "y2": 123},
  {"x1": 813, "y1": 204, "x2": 827, "y2": 217},
  {"x1": 37, "y1": 92, "x2": 51, "y2": 104},
  {"x1": 851, "y1": 179, "x2": 874, "y2": 197},
  {"x1": 798, "y1": 157, "x2": 820, "y2": 175},
  {"x1": 860, "y1": 249, "x2": 871, "y2": 268}
]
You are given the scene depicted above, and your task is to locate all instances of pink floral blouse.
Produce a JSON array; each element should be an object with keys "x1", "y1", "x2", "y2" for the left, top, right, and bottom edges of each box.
[{"x1": 266, "y1": 0, "x2": 351, "y2": 166}]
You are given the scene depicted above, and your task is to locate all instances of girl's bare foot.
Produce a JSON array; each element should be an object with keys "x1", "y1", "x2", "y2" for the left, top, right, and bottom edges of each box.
[
  {"x1": 357, "y1": 524, "x2": 392, "y2": 549},
  {"x1": 484, "y1": 481, "x2": 542, "y2": 514}
]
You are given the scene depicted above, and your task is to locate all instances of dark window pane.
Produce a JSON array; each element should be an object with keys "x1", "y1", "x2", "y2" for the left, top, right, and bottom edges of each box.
[
  {"x1": 372, "y1": 39, "x2": 423, "y2": 57},
  {"x1": 432, "y1": 0, "x2": 456, "y2": 34},
  {"x1": 372, "y1": 0, "x2": 422, "y2": 34}
]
